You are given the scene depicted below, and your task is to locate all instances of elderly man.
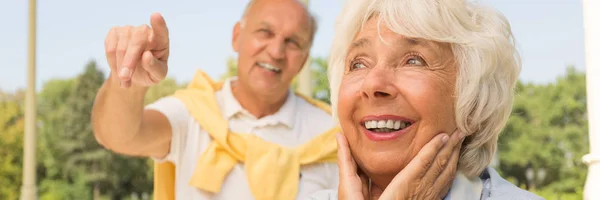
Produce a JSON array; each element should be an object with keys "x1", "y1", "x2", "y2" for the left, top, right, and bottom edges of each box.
[{"x1": 92, "y1": 0, "x2": 339, "y2": 199}]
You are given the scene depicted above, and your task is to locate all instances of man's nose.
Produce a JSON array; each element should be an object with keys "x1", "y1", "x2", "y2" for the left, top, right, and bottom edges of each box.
[
  {"x1": 267, "y1": 39, "x2": 286, "y2": 61},
  {"x1": 361, "y1": 67, "x2": 399, "y2": 100}
]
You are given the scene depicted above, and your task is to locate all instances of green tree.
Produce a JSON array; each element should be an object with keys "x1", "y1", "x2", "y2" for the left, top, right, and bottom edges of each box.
[
  {"x1": 60, "y1": 61, "x2": 110, "y2": 200},
  {"x1": 36, "y1": 77, "x2": 98, "y2": 200},
  {"x1": 220, "y1": 56, "x2": 238, "y2": 81},
  {"x1": 53, "y1": 61, "x2": 156, "y2": 199},
  {"x1": 1, "y1": 61, "x2": 186, "y2": 200},
  {"x1": 144, "y1": 78, "x2": 185, "y2": 105},
  {"x1": 311, "y1": 57, "x2": 330, "y2": 103},
  {"x1": 38, "y1": 78, "x2": 75, "y2": 179},
  {"x1": 498, "y1": 66, "x2": 588, "y2": 199},
  {"x1": 0, "y1": 92, "x2": 24, "y2": 200}
]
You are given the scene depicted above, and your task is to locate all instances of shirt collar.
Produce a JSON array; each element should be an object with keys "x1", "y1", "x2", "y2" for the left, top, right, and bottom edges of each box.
[
  {"x1": 221, "y1": 77, "x2": 297, "y2": 128},
  {"x1": 443, "y1": 171, "x2": 485, "y2": 200}
]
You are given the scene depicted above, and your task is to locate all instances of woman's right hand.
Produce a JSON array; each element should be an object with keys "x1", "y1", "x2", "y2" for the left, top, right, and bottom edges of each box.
[
  {"x1": 336, "y1": 129, "x2": 465, "y2": 200},
  {"x1": 336, "y1": 132, "x2": 370, "y2": 200}
]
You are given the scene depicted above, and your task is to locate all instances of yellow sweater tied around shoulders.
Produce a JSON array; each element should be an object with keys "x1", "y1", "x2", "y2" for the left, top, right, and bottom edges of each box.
[{"x1": 152, "y1": 70, "x2": 339, "y2": 200}]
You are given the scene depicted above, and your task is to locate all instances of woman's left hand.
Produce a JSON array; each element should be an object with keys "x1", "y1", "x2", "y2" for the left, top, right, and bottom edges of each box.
[
  {"x1": 378, "y1": 129, "x2": 465, "y2": 200},
  {"x1": 336, "y1": 129, "x2": 465, "y2": 200}
]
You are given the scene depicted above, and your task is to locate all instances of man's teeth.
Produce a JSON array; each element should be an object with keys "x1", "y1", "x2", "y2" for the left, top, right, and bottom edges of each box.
[
  {"x1": 364, "y1": 120, "x2": 411, "y2": 131},
  {"x1": 258, "y1": 62, "x2": 281, "y2": 73}
]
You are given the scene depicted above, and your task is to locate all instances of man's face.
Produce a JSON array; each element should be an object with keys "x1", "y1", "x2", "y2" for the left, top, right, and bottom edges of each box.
[{"x1": 232, "y1": 0, "x2": 313, "y2": 97}]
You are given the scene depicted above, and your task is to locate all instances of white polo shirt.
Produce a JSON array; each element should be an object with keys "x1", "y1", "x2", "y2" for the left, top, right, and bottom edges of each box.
[{"x1": 145, "y1": 77, "x2": 339, "y2": 200}]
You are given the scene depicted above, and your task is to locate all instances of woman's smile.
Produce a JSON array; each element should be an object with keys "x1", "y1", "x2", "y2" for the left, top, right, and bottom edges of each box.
[{"x1": 360, "y1": 115, "x2": 415, "y2": 141}]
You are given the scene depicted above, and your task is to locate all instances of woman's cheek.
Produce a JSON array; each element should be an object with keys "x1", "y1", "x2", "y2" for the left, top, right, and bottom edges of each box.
[{"x1": 337, "y1": 76, "x2": 363, "y2": 135}]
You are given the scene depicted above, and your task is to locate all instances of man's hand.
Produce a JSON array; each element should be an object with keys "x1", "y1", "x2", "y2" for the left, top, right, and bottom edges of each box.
[
  {"x1": 105, "y1": 13, "x2": 170, "y2": 88},
  {"x1": 336, "y1": 129, "x2": 465, "y2": 200}
]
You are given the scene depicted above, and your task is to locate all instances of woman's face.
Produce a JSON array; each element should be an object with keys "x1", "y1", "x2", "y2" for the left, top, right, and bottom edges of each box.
[{"x1": 337, "y1": 17, "x2": 458, "y2": 186}]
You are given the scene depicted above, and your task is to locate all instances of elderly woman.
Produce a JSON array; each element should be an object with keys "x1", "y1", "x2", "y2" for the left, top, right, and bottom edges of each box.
[{"x1": 311, "y1": 0, "x2": 545, "y2": 199}]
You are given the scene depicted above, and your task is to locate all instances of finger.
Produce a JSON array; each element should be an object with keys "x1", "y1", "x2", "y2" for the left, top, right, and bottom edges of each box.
[
  {"x1": 116, "y1": 26, "x2": 132, "y2": 82},
  {"x1": 104, "y1": 27, "x2": 118, "y2": 72},
  {"x1": 141, "y1": 51, "x2": 168, "y2": 83},
  {"x1": 357, "y1": 167, "x2": 370, "y2": 200},
  {"x1": 380, "y1": 133, "x2": 448, "y2": 200},
  {"x1": 391, "y1": 133, "x2": 448, "y2": 184},
  {"x1": 336, "y1": 133, "x2": 357, "y2": 178},
  {"x1": 433, "y1": 139, "x2": 462, "y2": 197},
  {"x1": 423, "y1": 129, "x2": 464, "y2": 181},
  {"x1": 122, "y1": 25, "x2": 151, "y2": 78},
  {"x1": 149, "y1": 12, "x2": 169, "y2": 51}
]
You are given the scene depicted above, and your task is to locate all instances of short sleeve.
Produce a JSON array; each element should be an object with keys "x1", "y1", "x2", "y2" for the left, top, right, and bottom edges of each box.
[{"x1": 144, "y1": 96, "x2": 190, "y2": 164}]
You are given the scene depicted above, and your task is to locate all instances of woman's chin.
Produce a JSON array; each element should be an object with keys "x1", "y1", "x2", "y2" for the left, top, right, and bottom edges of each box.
[{"x1": 356, "y1": 152, "x2": 409, "y2": 180}]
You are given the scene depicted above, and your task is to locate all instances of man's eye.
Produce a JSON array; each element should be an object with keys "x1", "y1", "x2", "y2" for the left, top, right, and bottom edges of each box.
[
  {"x1": 257, "y1": 29, "x2": 272, "y2": 37},
  {"x1": 286, "y1": 40, "x2": 301, "y2": 49}
]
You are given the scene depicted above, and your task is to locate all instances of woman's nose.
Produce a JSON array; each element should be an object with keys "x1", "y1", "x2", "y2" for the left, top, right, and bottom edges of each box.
[{"x1": 361, "y1": 67, "x2": 399, "y2": 100}]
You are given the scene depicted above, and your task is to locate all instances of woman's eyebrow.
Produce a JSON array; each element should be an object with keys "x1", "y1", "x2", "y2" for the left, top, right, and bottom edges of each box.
[
  {"x1": 399, "y1": 37, "x2": 434, "y2": 48},
  {"x1": 348, "y1": 38, "x2": 372, "y2": 53}
]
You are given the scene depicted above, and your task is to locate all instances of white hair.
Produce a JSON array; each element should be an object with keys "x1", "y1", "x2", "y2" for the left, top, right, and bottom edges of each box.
[
  {"x1": 328, "y1": 0, "x2": 521, "y2": 178},
  {"x1": 240, "y1": 0, "x2": 319, "y2": 47}
]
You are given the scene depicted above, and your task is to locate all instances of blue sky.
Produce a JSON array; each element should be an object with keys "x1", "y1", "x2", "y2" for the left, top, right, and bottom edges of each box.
[{"x1": 0, "y1": 0, "x2": 585, "y2": 92}]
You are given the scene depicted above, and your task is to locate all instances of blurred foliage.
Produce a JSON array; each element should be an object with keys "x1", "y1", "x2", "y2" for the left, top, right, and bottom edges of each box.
[
  {"x1": 0, "y1": 60, "x2": 185, "y2": 200},
  {"x1": 144, "y1": 78, "x2": 185, "y2": 105},
  {"x1": 220, "y1": 56, "x2": 239, "y2": 81},
  {"x1": 498, "y1": 66, "x2": 588, "y2": 199},
  {"x1": 0, "y1": 57, "x2": 590, "y2": 199},
  {"x1": 0, "y1": 91, "x2": 24, "y2": 200}
]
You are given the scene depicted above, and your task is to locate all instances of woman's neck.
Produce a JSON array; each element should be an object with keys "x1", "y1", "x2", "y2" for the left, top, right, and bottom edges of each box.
[
  {"x1": 368, "y1": 178, "x2": 389, "y2": 200},
  {"x1": 369, "y1": 184, "x2": 384, "y2": 200}
]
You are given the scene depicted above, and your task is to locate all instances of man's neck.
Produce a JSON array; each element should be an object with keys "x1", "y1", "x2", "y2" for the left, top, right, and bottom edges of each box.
[{"x1": 230, "y1": 80, "x2": 288, "y2": 119}]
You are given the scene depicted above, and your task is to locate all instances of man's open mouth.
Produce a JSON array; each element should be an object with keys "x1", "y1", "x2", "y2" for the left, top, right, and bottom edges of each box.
[{"x1": 257, "y1": 62, "x2": 281, "y2": 73}]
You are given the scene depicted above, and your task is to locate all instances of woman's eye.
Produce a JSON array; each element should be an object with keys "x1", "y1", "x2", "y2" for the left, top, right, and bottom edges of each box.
[
  {"x1": 407, "y1": 57, "x2": 424, "y2": 66},
  {"x1": 350, "y1": 62, "x2": 366, "y2": 70}
]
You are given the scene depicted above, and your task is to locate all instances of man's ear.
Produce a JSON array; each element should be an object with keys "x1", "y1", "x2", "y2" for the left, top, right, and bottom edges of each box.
[
  {"x1": 232, "y1": 22, "x2": 242, "y2": 53},
  {"x1": 299, "y1": 52, "x2": 310, "y2": 73}
]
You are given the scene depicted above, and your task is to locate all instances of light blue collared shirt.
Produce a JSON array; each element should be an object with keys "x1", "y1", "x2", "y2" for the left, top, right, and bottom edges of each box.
[{"x1": 308, "y1": 167, "x2": 545, "y2": 200}]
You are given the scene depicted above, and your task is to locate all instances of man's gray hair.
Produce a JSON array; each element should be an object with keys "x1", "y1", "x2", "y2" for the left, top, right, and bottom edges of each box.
[{"x1": 240, "y1": 0, "x2": 319, "y2": 47}]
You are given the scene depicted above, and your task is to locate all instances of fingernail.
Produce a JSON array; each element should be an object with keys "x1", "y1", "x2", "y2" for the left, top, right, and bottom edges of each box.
[
  {"x1": 119, "y1": 67, "x2": 130, "y2": 78},
  {"x1": 442, "y1": 134, "x2": 449, "y2": 143}
]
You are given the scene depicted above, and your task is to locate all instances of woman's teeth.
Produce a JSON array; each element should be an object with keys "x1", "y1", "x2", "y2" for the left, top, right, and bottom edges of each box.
[
  {"x1": 364, "y1": 120, "x2": 411, "y2": 132},
  {"x1": 257, "y1": 62, "x2": 281, "y2": 73}
]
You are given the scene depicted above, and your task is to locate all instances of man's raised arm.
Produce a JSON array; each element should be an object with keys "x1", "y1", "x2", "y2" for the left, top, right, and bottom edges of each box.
[{"x1": 92, "y1": 13, "x2": 172, "y2": 159}]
